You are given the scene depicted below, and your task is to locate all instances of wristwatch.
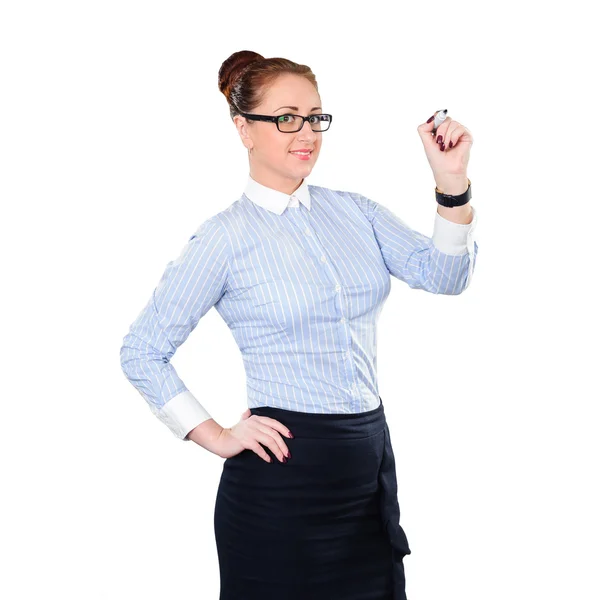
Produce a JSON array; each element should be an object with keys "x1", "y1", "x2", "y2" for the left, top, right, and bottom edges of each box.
[{"x1": 435, "y1": 178, "x2": 471, "y2": 207}]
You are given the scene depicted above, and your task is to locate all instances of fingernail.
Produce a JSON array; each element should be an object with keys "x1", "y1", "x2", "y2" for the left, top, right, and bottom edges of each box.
[
  {"x1": 437, "y1": 135, "x2": 442, "y2": 144},
  {"x1": 440, "y1": 143, "x2": 445, "y2": 151},
  {"x1": 286, "y1": 451, "x2": 291, "y2": 459},
  {"x1": 426, "y1": 115, "x2": 434, "y2": 123},
  {"x1": 448, "y1": 140, "x2": 453, "y2": 148},
  {"x1": 288, "y1": 431, "x2": 294, "y2": 438}
]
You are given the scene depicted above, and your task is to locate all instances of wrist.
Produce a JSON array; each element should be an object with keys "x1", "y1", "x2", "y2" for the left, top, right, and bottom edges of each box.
[
  {"x1": 187, "y1": 418, "x2": 225, "y2": 454},
  {"x1": 435, "y1": 174, "x2": 469, "y2": 196},
  {"x1": 436, "y1": 203, "x2": 473, "y2": 224}
]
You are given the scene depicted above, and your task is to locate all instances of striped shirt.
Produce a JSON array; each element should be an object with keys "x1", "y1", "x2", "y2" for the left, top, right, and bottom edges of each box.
[{"x1": 120, "y1": 174, "x2": 479, "y2": 440}]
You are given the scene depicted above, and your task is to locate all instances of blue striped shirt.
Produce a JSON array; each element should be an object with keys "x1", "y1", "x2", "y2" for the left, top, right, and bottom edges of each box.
[{"x1": 120, "y1": 175, "x2": 479, "y2": 440}]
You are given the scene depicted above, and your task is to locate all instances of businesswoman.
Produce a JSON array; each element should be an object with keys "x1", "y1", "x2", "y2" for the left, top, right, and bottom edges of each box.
[{"x1": 120, "y1": 50, "x2": 478, "y2": 600}]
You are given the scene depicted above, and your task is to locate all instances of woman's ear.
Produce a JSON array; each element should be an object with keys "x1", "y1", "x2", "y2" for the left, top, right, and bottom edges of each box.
[{"x1": 234, "y1": 115, "x2": 253, "y2": 152}]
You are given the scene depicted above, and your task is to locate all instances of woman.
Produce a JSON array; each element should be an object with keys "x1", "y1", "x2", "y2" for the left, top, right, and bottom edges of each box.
[{"x1": 120, "y1": 50, "x2": 478, "y2": 600}]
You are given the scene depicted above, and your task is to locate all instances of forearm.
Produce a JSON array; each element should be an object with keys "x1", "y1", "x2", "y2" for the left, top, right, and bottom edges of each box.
[{"x1": 186, "y1": 418, "x2": 226, "y2": 455}]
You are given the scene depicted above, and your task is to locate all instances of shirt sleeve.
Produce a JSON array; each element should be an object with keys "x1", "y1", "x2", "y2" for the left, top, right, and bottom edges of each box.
[
  {"x1": 353, "y1": 193, "x2": 478, "y2": 294},
  {"x1": 119, "y1": 217, "x2": 230, "y2": 440}
]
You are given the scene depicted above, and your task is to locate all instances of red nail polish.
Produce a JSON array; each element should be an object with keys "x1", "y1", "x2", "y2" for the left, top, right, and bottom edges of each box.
[
  {"x1": 448, "y1": 140, "x2": 453, "y2": 148},
  {"x1": 437, "y1": 135, "x2": 442, "y2": 144},
  {"x1": 427, "y1": 115, "x2": 434, "y2": 123},
  {"x1": 288, "y1": 431, "x2": 294, "y2": 438},
  {"x1": 440, "y1": 143, "x2": 445, "y2": 151}
]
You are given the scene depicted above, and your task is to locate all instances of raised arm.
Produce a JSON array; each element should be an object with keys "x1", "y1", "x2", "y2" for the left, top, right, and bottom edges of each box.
[
  {"x1": 353, "y1": 193, "x2": 478, "y2": 294},
  {"x1": 119, "y1": 217, "x2": 230, "y2": 440}
]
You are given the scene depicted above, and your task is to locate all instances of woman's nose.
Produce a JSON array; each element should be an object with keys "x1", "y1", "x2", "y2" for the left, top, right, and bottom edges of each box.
[{"x1": 298, "y1": 119, "x2": 317, "y2": 137}]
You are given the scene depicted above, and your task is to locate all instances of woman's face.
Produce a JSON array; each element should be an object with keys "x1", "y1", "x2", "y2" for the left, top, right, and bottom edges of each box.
[{"x1": 234, "y1": 74, "x2": 323, "y2": 194}]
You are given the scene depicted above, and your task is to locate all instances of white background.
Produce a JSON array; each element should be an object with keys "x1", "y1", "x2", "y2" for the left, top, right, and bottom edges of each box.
[{"x1": 1, "y1": 1, "x2": 598, "y2": 598}]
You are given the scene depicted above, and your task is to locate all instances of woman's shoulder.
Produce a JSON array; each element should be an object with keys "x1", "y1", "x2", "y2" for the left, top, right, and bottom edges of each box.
[
  {"x1": 307, "y1": 183, "x2": 360, "y2": 204},
  {"x1": 184, "y1": 196, "x2": 242, "y2": 245},
  {"x1": 193, "y1": 195, "x2": 245, "y2": 232},
  {"x1": 309, "y1": 184, "x2": 374, "y2": 219}
]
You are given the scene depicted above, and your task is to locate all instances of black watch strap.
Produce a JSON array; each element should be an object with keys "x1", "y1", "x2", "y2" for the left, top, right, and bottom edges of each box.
[{"x1": 435, "y1": 178, "x2": 471, "y2": 207}]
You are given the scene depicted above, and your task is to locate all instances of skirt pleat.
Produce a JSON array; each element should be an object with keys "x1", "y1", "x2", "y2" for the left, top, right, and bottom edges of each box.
[{"x1": 214, "y1": 396, "x2": 411, "y2": 600}]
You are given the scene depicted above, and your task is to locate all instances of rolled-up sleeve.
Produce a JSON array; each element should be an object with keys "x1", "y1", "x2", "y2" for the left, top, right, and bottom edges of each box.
[
  {"x1": 358, "y1": 194, "x2": 478, "y2": 294},
  {"x1": 119, "y1": 217, "x2": 230, "y2": 440}
]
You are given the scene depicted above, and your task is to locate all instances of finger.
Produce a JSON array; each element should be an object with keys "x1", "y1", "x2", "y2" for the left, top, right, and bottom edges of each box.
[
  {"x1": 443, "y1": 121, "x2": 463, "y2": 150},
  {"x1": 252, "y1": 431, "x2": 287, "y2": 462},
  {"x1": 457, "y1": 125, "x2": 473, "y2": 146},
  {"x1": 417, "y1": 111, "x2": 450, "y2": 150},
  {"x1": 434, "y1": 117, "x2": 453, "y2": 145},
  {"x1": 254, "y1": 424, "x2": 290, "y2": 460},
  {"x1": 255, "y1": 415, "x2": 294, "y2": 439},
  {"x1": 248, "y1": 439, "x2": 273, "y2": 463},
  {"x1": 417, "y1": 110, "x2": 442, "y2": 143}
]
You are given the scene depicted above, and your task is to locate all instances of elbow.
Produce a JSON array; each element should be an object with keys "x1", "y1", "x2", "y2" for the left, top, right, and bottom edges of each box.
[
  {"x1": 441, "y1": 247, "x2": 478, "y2": 295},
  {"x1": 422, "y1": 269, "x2": 472, "y2": 295},
  {"x1": 119, "y1": 332, "x2": 146, "y2": 379},
  {"x1": 451, "y1": 282, "x2": 470, "y2": 295},
  {"x1": 448, "y1": 269, "x2": 474, "y2": 295},
  {"x1": 450, "y1": 264, "x2": 476, "y2": 295},
  {"x1": 119, "y1": 331, "x2": 170, "y2": 379},
  {"x1": 119, "y1": 338, "x2": 136, "y2": 379}
]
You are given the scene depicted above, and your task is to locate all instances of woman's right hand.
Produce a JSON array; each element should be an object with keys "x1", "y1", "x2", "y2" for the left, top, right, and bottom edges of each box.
[{"x1": 216, "y1": 408, "x2": 293, "y2": 463}]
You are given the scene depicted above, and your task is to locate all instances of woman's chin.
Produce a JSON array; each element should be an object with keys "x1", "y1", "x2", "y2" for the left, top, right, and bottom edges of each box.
[{"x1": 289, "y1": 158, "x2": 315, "y2": 172}]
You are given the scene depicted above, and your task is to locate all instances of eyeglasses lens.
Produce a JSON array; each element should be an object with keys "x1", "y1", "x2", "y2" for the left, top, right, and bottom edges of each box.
[{"x1": 277, "y1": 114, "x2": 331, "y2": 132}]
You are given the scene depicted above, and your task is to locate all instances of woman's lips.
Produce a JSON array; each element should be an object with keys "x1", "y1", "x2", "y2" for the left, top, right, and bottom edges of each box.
[{"x1": 290, "y1": 150, "x2": 312, "y2": 160}]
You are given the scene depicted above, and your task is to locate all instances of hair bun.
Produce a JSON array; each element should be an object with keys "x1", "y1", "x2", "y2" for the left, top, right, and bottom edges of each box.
[
  {"x1": 218, "y1": 50, "x2": 264, "y2": 102},
  {"x1": 217, "y1": 51, "x2": 317, "y2": 123}
]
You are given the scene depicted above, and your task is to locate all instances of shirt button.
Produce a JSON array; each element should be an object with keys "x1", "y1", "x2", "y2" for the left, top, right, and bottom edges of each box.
[
  {"x1": 320, "y1": 255, "x2": 327, "y2": 263},
  {"x1": 346, "y1": 350, "x2": 351, "y2": 358},
  {"x1": 340, "y1": 317, "x2": 346, "y2": 323},
  {"x1": 335, "y1": 284, "x2": 341, "y2": 292},
  {"x1": 305, "y1": 227, "x2": 311, "y2": 235}
]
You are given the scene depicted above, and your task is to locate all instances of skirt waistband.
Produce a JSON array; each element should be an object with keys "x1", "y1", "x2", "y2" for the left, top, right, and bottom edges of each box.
[{"x1": 249, "y1": 396, "x2": 386, "y2": 440}]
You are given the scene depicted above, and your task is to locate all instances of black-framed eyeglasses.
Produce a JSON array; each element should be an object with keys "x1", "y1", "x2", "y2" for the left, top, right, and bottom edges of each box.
[{"x1": 239, "y1": 112, "x2": 333, "y2": 133}]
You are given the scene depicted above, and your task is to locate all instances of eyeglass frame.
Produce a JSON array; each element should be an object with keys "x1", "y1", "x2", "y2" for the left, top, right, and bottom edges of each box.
[{"x1": 238, "y1": 111, "x2": 333, "y2": 133}]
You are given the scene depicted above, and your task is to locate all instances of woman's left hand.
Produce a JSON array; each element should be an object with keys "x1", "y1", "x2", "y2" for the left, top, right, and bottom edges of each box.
[{"x1": 417, "y1": 111, "x2": 473, "y2": 190}]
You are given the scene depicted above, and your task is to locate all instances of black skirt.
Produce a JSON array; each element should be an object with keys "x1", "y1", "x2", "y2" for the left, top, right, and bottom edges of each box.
[{"x1": 214, "y1": 396, "x2": 412, "y2": 600}]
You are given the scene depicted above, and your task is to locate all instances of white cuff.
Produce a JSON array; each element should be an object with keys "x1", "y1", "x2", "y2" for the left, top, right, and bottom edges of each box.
[
  {"x1": 432, "y1": 206, "x2": 478, "y2": 255},
  {"x1": 150, "y1": 390, "x2": 212, "y2": 440}
]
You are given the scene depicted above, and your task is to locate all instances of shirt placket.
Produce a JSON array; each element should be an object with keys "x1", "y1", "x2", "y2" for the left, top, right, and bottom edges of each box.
[{"x1": 287, "y1": 197, "x2": 360, "y2": 410}]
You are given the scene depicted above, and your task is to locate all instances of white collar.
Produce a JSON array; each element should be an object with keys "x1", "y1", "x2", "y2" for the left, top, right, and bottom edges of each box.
[{"x1": 244, "y1": 174, "x2": 311, "y2": 215}]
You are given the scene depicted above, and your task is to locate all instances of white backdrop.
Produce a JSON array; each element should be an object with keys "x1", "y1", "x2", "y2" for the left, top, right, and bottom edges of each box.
[{"x1": 1, "y1": 1, "x2": 598, "y2": 599}]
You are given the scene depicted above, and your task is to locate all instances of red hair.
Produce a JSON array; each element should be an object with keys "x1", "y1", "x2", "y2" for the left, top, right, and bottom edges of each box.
[{"x1": 218, "y1": 50, "x2": 318, "y2": 123}]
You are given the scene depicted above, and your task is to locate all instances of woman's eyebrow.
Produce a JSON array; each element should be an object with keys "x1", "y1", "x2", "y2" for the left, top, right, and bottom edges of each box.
[{"x1": 274, "y1": 106, "x2": 322, "y2": 112}]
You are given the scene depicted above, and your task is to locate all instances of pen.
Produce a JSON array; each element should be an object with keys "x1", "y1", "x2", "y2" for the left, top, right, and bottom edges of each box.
[{"x1": 432, "y1": 109, "x2": 448, "y2": 135}]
